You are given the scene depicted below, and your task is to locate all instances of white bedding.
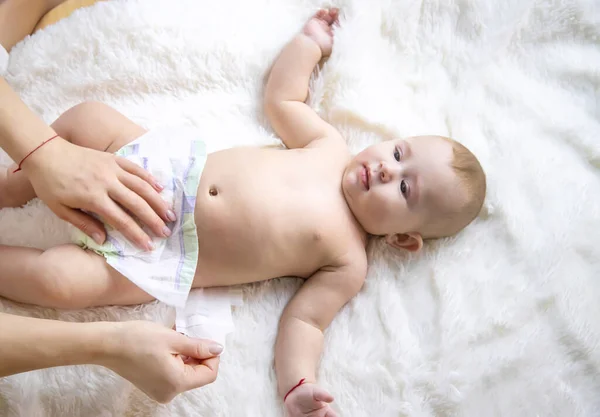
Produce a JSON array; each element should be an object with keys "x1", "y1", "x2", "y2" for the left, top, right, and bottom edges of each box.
[{"x1": 0, "y1": 0, "x2": 599, "y2": 415}]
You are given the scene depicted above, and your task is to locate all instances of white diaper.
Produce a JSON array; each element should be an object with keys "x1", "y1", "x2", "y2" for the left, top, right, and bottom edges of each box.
[
  {"x1": 76, "y1": 127, "x2": 205, "y2": 308},
  {"x1": 74, "y1": 127, "x2": 240, "y2": 347}
]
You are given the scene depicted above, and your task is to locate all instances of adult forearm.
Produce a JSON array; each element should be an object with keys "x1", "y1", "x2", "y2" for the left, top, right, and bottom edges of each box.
[
  {"x1": 0, "y1": 0, "x2": 68, "y2": 160},
  {"x1": 0, "y1": 78, "x2": 57, "y2": 162},
  {"x1": 0, "y1": 312, "x2": 112, "y2": 377},
  {"x1": 274, "y1": 315, "x2": 324, "y2": 398},
  {"x1": 0, "y1": 0, "x2": 62, "y2": 51}
]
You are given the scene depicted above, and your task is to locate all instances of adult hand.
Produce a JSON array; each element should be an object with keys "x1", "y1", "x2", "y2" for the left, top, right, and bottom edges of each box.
[
  {"x1": 22, "y1": 138, "x2": 174, "y2": 251},
  {"x1": 102, "y1": 320, "x2": 223, "y2": 404}
]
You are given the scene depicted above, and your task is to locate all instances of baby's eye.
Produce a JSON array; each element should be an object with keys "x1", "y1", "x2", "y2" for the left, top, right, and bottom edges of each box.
[
  {"x1": 400, "y1": 180, "x2": 408, "y2": 195},
  {"x1": 394, "y1": 148, "x2": 401, "y2": 161}
]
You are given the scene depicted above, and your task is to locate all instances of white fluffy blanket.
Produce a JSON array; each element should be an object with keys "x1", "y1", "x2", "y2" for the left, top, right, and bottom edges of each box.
[{"x1": 1, "y1": 0, "x2": 599, "y2": 415}]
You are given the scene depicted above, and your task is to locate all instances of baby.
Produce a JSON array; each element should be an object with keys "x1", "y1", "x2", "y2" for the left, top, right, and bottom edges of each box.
[{"x1": 0, "y1": 9, "x2": 485, "y2": 416}]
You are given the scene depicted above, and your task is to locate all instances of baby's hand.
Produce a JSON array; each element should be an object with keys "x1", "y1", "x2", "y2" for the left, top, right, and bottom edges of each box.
[
  {"x1": 302, "y1": 8, "x2": 339, "y2": 57},
  {"x1": 284, "y1": 383, "x2": 338, "y2": 417}
]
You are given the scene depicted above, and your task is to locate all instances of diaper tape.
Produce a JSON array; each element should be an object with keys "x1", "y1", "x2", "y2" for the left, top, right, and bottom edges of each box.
[{"x1": 175, "y1": 287, "x2": 243, "y2": 350}]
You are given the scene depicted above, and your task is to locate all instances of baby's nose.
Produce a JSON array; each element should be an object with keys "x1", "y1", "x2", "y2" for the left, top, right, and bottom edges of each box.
[{"x1": 379, "y1": 162, "x2": 395, "y2": 183}]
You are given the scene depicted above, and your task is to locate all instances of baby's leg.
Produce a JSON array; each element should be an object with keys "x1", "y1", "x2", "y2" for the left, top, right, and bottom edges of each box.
[
  {"x1": 0, "y1": 244, "x2": 154, "y2": 309},
  {"x1": 0, "y1": 102, "x2": 146, "y2": 208}
]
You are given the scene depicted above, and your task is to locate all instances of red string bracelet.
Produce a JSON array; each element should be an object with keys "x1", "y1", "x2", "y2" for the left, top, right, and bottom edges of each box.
[
  {"x1": 284, "y1": 378, "x2": 307, "y2": 402},
  {"x1": 13, "y1": 134, "x2": 59, "y2": 173}
]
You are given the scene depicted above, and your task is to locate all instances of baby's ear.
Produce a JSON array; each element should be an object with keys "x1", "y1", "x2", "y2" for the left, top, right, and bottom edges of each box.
[{"x1": 385, "y1": 233, "x2": 423, "y2": 252}]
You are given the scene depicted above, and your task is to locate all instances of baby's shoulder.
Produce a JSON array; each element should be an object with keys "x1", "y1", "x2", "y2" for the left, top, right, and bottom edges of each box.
[
  {"x1": 326, "y1": 229, "x2": 368, "y2": 274},
  {"x1": 322, "y1": 247, "x2": 368, "y2": 294},
  {"x1": 303, "y1": 135, "x2": 351, "y2": 162}
]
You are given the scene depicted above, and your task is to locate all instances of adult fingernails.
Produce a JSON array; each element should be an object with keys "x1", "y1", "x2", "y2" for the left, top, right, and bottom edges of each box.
[
  {"x1": 209, "y1": 344, "x2": 224, "y2": 355},
  {"x1": 166, "y1": 210, "x2": 176, "y2": 222},
  {"x1": 163, "y1": 226, "x2": 172, "y2": 237},
  {"x1": 146, "y1": 240, "x2": 155, "y2": 251},
  {"x1": 154, "y1": 181, "x2": 164, "y2": 191},
  {"x1": 92, "y1": 233, "x2": 104, "y2": 245}
]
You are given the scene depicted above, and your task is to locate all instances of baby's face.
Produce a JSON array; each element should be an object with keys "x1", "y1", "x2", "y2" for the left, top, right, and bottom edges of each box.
[{"x1": 342, "y1": 136, "x2": 467, "y2": 241}]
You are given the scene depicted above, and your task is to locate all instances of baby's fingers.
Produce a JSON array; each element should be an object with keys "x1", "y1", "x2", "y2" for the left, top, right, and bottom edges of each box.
[
  {"x1": 323, "y1": 409, "x2": 339, "y2": 417},
  {"x1": 329, "y1": 8, "x2": 339, "y2": 23},
  {"x1": 313, "y1": 387, "x2": 334, "y2": 403},
  {"x1": 316, "y1": 8, "x2": 338, "y2": 25},
  {"x1": 315, "y1": 9, "x2": 328, "y2": 20}
]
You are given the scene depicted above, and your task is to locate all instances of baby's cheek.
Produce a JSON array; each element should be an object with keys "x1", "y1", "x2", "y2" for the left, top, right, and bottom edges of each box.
[{"x1": 369, "y1": 194, "x2": 394, "y2": 219}]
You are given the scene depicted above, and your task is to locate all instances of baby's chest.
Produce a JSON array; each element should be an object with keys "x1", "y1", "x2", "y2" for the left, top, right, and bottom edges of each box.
[{"x1": 289, "y1": 202, "x2": 362, "y2": 258}]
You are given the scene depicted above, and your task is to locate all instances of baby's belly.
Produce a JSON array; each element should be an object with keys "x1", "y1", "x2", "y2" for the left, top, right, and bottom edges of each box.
[
  {"x1": 188, "y1": 145, "x2": 355, "y2": 287},
  {"x1": 193, "y1": 254, "x2": 292, "y2": 287},
  {"x1": 192, "y1": 208, "x2": 322, "y2": 287},
  {"x1": 190, "y1": 151, "x2": 328, "y2": 287}
]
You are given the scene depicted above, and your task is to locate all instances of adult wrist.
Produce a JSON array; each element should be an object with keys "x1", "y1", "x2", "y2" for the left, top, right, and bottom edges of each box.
[
  {"x1": 0, "y1": 78, "x2": 58, "y2": 162},
  {"x1": 79, "y1": 321, "x2": 123, "y2": 368},
  {"x1": 18, "y1": 134, "x2": 67, "y2": 172}
]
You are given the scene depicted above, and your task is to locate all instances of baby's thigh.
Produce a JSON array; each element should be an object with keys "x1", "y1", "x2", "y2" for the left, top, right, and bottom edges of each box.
[
  {"x1": 34, "y1": 244, "x2": 154, "y2": 309},
  {"x1": 80, "y1": 249, "x2": 156, "y2": 306},
  {"x1": 51, "y1": 102, "x2": 147, "y2": 153},
  {"x1": 44, "y1": 245, "x2": 154, "y2": 307}
]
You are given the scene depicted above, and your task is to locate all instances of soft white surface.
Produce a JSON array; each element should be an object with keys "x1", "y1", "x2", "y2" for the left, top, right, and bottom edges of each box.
[{"x1": 1, "y1": 0, "x2": 599, "y2": 416}]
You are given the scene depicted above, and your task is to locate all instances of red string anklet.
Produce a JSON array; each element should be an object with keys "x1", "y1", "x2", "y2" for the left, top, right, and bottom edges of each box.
[
  {"x1": 13, "y1": 134, "x2": 59, "y2": 173},
  {"x1": 284, "y1": 378, "x2": 307, "y2": 402}
]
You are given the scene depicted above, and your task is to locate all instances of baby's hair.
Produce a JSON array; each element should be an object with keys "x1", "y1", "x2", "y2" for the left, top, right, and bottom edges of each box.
[
  {"x1": 420, "y1": 136, "x2": 486, "y2": 239},
  {"x1": 437, "y1": 136, "x2": 486, "y2": 237}
]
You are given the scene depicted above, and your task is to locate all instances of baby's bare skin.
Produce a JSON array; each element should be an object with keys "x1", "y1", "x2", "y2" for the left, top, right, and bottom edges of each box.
[
  {"x1": 0, "y1": 10, "x2": 363, "y2": 414},
  {"x1": 0, "y1": 8, "x2": 475, "y2": 417},
  {"x1": 0, "y1": 10, "x2": 363, "y2": 417},
  {"x1": 193, "y1": 145, "x2": 365, "y2": 288}
]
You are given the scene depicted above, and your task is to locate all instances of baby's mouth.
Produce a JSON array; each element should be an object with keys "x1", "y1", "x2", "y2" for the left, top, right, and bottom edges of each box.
[{"x1": 361, "y1": 164, "x2": 370, "y2": 190}]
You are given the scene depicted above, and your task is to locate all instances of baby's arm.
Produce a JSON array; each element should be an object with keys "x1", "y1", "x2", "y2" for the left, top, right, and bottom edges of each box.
[
  {"x1": 265, "y1": 9, "x2": 342, "y2": 150},
  {"x1": 276, "y1": 257, "x2": 366, "y2": 416}
]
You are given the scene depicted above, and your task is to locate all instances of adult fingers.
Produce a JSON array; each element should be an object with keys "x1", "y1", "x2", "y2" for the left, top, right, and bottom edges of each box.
[
  {"x1": 56, "y1": 206, "x2": 106, "y2": 245},
  {"x1": 120, "y1": 173, "x2": 175, "y2": 223},
  {"x1": 174, "y1": 335, "x2": 224, "y2": 360},
  {"x1": 116, "y1": 156, "x2": 163, "y2": 192},
  {"x1": 108, "y1": 181, "x2": 169, "y2": 240},
  {"x1": 118, "y1": 157, "x2": 175, "y2": 224},
  {"x1": 199, "y1": 356, "x2": 220, "y2": 373},
  {"x1": 181, "y1": 356, "x2": 220, "y2": 390},
  {"x1": 91, "y1": 196, "x2": 153, "y2": 251}
]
